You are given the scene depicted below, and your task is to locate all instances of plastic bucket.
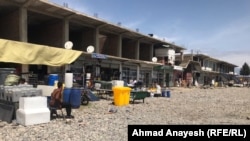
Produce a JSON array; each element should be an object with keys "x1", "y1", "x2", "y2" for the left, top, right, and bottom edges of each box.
[
  {"x1": 70, "y1": 88, "x2": 81, "y2": 108},
  {"x1": 48, "y1": 74, "x2": 59, "y2": 86},
  {"x1": 63, "y1": 88, "x2": 71, "y2": 104}
]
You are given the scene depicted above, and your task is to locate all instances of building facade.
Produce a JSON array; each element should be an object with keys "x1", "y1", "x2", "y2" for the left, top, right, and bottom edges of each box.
[
  {"x1": 0, "y1": 0, "x2": 185, "y2": 88},
  {"x1": 175, "y1": 54, "x2": 238, "y2": 86}
]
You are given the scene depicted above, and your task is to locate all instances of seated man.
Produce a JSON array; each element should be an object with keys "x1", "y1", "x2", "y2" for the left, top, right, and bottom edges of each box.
[{"x1": 49, "y1": 81, "x2": 74, "y2": 119}]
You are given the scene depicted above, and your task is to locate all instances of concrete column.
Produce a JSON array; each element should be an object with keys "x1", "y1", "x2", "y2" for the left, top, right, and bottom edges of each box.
[
  {"x1": 150, "y1": 44, "x2": 154, "y2": 60},
  {"x1": 94, "y1": 28, "x2": 100, "y2": 53},
  {"x1": 135, "y1": 40, "x2": 140, "y2": 60},
  {"x1": 19, "y1": 8, "x2": 27, "y2": 42},
  {"x1": 151, "y1": 70, "x2": 154, "y2": 85},
  {"x1": 163, "y1": 69, "x2": 166, "y2": 87},
  {"x1": 19, "y1": 7, "x2": 28, "y2": 73},
  {"x1": 119, "y1": 63, "x2": 122, "y2": 80},
  {"x1": 180, "y1": 50, "x2": 184, "y2": 61},
  {"x1": 137, "y1": 65, "x2": 140, "y2": 81},
  {"x1": 118, "y1": 35, "x2": 123, "y2": 80},
  {"x1": 134, "y1": 41, "x2": 140, "y2": 80},
  {"x1": 117, "y1": 35, "x2": 122, "y2": 57},
  {"x1": 63, "y1": 19, "x2": 70, "y2": 73},
  {"x1": 63, "y1": 19, "x2": 69, "y2": 43}
]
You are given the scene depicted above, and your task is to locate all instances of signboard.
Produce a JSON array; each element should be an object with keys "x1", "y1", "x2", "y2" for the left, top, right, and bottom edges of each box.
[{"x1": 91, "y1": 53, "x2": 107, "y2": 59}]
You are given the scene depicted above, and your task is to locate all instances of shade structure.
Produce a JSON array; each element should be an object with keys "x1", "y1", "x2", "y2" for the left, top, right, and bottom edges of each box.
[
  {"x1": 0, "y1": 39, "x2": 82, "y2": 66},
  {"x1": 153, "y1": 65, "x2": 173, "y2": 71}
]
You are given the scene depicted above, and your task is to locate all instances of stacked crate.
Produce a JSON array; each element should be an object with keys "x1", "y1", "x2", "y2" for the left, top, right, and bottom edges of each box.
[{"x1": 0, "y1": 85, "x2": 42, "y2": 102}]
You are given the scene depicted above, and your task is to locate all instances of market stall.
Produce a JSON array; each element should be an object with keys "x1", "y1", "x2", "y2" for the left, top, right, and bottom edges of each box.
[{"x1": 0, "y1": 39, "x2": 83, "y2": 123}]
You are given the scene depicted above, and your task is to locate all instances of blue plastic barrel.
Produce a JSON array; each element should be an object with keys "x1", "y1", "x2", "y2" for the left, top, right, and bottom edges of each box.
[
  {"x1": 63, "y1": 88, "x2": 71, "y2": 104},
  {"x1": 70, "y1": 88, "x2": 81, "y2": 108},
  {"x1": 162, "y1": 90, "x2": 170, "y2": 97},
  {"x1": 48, "y1": 74, "x2": 59, "y2": 86},
  {"x1": 161, "y1": 91, "x2": 166, "y2": 97},
  {"x1": 166, "y1": 91, "x2": 170, "y2": 98}
]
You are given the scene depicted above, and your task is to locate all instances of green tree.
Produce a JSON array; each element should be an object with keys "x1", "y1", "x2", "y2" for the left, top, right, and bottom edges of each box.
[{"x1": 240, "y1": 62, "x2": 250, "y2": 76}]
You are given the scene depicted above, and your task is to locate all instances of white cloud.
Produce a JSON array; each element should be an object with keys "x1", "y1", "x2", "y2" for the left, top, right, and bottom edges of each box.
[
  {"x1": 122, "y1": 21, "x2": 144, "y2": 30},
  {"x1": 151, "y1": 34, "x2": 180, "y2": 44},
  {"x1": 189, "y1": 17, "x2": 250, "y2": 50},
  {"x1": 183, "y1": 17, "x2": 250, "y2": 67},
  {"x1": 218, "y1": 52, "x2": 250, "y2": 67}
]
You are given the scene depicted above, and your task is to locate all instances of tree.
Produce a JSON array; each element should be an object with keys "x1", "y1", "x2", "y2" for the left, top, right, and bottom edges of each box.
[{"x1": 240, "y1": 62, "x2": 250, "y2": 76}]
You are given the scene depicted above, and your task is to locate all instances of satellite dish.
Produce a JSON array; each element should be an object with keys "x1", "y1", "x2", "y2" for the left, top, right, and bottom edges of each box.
[
  {"x1": 87, "y1": 45, "x2": 95, "y2": 53},
  {"x1": 152, "y1": 57, "x2": 157, "y2": 62},
  {"x1": 64, "y1": 41, "x2": 73, "y2": 49}
]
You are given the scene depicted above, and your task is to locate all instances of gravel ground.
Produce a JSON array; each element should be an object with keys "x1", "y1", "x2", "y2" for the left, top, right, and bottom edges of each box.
[{"x1": 0, "y1": 87, "x2": 250, "y2": 141}]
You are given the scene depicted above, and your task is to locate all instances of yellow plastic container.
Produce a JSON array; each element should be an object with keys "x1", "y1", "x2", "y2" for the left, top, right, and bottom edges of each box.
[
  {"x1": 112, "y1": 86, "x2": 131, "y2": 106},
  {"x1": 123, "y1": 87, "x2": 131, "y2": 105}
]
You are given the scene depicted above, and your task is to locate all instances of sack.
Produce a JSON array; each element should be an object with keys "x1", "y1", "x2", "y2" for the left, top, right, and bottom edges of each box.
[{"x1": 4, "y1": 74, "x2": 20, "y2": 86}]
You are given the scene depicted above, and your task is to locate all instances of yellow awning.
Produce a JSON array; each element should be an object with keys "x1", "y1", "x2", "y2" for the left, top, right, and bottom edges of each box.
[{"x1": 0, "y1": 39, "x2": 82, "y2": 66}]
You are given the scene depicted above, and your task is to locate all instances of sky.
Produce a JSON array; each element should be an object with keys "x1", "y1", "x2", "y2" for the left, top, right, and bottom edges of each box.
[{"x1": 49, "y1": 0, "x2": 250, "y2": 73}]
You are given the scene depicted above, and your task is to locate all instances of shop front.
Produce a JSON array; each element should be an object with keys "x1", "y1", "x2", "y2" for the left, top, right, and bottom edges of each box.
[
  {"x1": 153, "y1": 65, "x2": 174, "y2": 87},
  {"x1": 173, "y1": 65, "x2": 183, "y2": 87}
]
